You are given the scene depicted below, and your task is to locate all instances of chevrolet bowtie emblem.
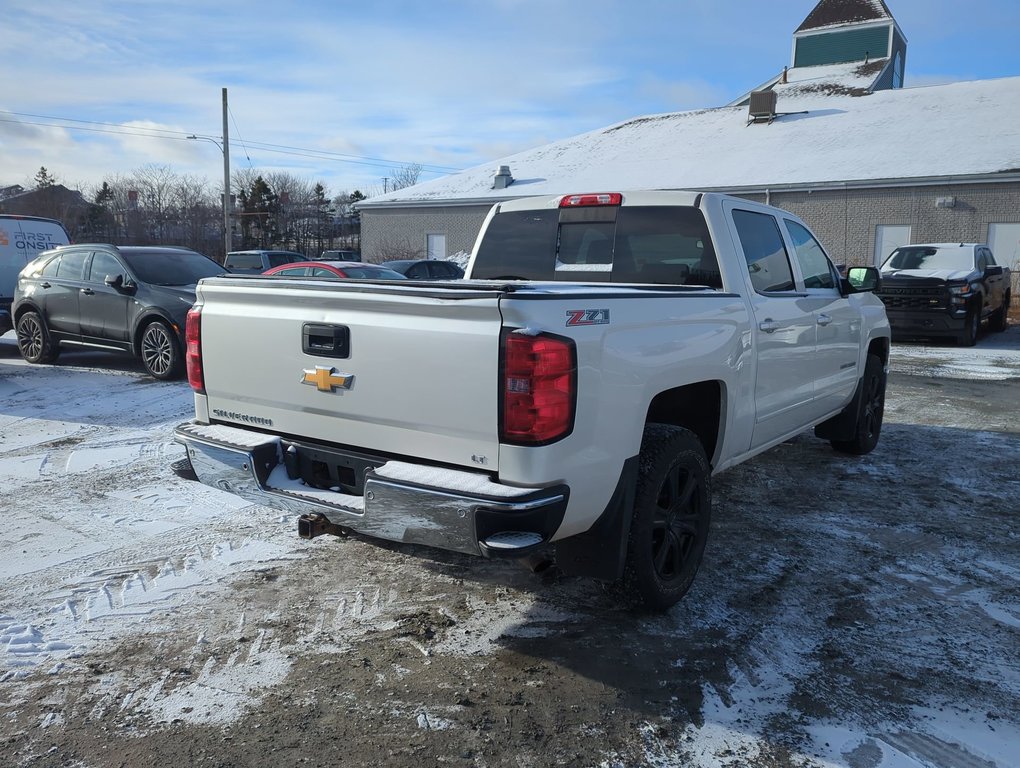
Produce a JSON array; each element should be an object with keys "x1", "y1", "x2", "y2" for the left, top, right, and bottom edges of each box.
[{"x1": 301, "y1": 366, "x2": 354, "y2": 392}]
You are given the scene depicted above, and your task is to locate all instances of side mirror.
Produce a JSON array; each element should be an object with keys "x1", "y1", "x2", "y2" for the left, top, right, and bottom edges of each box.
[
  {"x1": 985, "y1": 264, "x2": 1004, "y2": 277},
  {"x1": 104, "y1": 274, "x2": 124, "y2": 289},
  {"x1": 847, "y1": 266, "x2": 881, "y2": 293}
]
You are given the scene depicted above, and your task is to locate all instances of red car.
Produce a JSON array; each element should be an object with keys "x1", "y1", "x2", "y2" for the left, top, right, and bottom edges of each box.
[{"x1": 263, "y1": 261, "x2": 407, "y2": 279}]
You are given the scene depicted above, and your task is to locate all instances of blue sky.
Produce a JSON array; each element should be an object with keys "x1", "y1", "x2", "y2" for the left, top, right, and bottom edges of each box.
[{"x1": 2, "y1": 0, "x2": 1018, "y2": 200}]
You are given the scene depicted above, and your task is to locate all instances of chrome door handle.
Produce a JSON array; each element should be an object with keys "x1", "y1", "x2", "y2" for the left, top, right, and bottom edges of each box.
[
  {"x1": 816, "y1": 314, "x2": 832, "y2": 326},
  {"x1": 758, "y1": 319, "x2": 779, "y2": 334},
  {"x1": 81, "y1": 287, "x2": 95, "y2": 296}
]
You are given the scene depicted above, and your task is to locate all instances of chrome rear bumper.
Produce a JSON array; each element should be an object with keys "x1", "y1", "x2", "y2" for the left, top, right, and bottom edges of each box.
[{"x1": 173, "y1": 421, "x2": 567, "y2": 556}]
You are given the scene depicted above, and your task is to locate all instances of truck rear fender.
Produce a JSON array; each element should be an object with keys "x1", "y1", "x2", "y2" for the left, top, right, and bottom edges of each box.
[{"x1": 645, "y1": 380, "x2": 724, "y2": 468}]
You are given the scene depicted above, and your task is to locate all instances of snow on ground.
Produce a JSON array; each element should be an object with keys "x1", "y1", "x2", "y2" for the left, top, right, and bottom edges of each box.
[
  {"x1": 0, "y1": 337, "x2": 309, "y2": 729},
  {"x1": 2, "y1": 328, "x2": 1019, "y2": 766}
]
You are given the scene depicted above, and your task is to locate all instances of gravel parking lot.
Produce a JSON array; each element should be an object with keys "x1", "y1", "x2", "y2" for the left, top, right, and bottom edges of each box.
[{"x1": 1, "y1": 327, "x2": 1019, "y2": 768}]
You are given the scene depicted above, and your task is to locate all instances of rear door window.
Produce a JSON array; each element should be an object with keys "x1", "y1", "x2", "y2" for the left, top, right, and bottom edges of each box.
[
  {"x1": 55, "y1": 249, "x2": 89, "y2": 280},
  {"x1": 732, "y1": 210, "x2": 796, "y2": 293}
]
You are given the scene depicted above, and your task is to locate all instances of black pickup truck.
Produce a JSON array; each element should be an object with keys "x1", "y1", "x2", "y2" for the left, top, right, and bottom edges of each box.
[{"x1": 875, "y1": 243, "x2": 1011, "y2": 346}]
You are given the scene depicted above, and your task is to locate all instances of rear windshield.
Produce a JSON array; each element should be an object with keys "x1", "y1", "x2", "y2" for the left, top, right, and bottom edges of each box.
[
  {"x1": 121, "y1": 249, "x2": 226, "y2": 286},
  {"x1": 471, "y1": 205, "x2": 721, "y2": 287},
  {"x1": 883, "y1": 246, "x2": 974, "y2": 271}
]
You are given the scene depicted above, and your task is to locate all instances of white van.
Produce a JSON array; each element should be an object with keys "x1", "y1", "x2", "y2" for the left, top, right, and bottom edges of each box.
[{"x1": 0, "y1": 215, "x2": 70, "y2": 335}]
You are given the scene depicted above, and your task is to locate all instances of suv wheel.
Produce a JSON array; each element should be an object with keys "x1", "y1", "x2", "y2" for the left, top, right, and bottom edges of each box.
[
  {"x1": 140, "y1": 320, "x2": 183, "y2": 380},
  {"x1": 16, "y1": 311, "x2": 60, "y2": 364}
]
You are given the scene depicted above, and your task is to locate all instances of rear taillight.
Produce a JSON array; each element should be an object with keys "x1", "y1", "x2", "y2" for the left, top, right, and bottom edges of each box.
[
  {"x1": 501, "y1": 331, "x2": 576, "y2": 445},
  {"x1": 559, "y1": 192, "x2": 622, "y2": 208},
  {"x1": 185, "y1": 307, "x2": 204, "y2": 393}
]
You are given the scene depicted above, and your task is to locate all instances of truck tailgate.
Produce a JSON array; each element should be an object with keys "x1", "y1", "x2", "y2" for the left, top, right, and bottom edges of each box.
[{"x1": 196, "y1": 278, "x2": 504, "y2": 469}]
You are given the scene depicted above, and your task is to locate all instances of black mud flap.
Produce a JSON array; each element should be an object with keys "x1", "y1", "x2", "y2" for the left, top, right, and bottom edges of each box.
[
  {"x1": 554, "y1": 455, "x2": 638, "y2": 582},
  {"x1": 814, "y1": 377, "x2": 864, "y2": 442}
]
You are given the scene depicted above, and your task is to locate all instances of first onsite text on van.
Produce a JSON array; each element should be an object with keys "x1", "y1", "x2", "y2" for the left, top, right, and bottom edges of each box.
[{"x1": 0, "y1": 215, "x2": 70, "y2": 336}]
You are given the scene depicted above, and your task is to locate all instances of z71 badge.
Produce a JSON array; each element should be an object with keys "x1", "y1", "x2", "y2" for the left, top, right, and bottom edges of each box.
[{"x1": 566, "y1": 309, "x2": 610, "y2": 327}]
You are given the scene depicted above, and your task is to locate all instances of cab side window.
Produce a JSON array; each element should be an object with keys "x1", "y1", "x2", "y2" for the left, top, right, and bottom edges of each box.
[
  {"x1": 785, "y1": 220, "x2": 836, "y2": 290},
  {"x1": 975, "y1": 249, "x2": 988, "y2": 271},
  {"x1": 732, "y1": 210, "x2": 796, "y2": 293}
]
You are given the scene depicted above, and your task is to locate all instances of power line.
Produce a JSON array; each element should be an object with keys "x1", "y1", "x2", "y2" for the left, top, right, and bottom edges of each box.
[
  {"x1": 0, "y1": 110, "x2": 462, "y2": 174},
  {"x1": 226, "y1": 103, "x2": 254, "y2": 170}
]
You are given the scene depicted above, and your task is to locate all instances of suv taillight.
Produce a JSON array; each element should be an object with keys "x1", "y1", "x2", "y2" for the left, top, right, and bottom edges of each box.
[
  {"x1": 501, "y1": 331, "x2": 576, "y2": 445},
  {"x1": 186, "y1": 307, "x2": 204, "y2": 393}
]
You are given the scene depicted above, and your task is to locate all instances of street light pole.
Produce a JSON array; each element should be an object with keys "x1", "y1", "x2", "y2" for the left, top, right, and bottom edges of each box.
[
  {"x1": 221, "y1": 87, "x2": 231, "y2": 256},
  {"x1": 187, "y1": 87, "x2": 232, "y2": 260}
]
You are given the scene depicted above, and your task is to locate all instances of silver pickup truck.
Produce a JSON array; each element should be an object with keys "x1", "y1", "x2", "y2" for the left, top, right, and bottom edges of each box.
[{"x1": 173, "y1": 191, "x2": 890, "y2": 610}]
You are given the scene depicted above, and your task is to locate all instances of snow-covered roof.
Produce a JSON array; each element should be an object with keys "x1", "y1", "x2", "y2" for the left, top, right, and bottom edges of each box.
[
  {"x1": 795, "y1": 0, "x2": 894, "y2": 33},
  {"x1": 364, "y1": 76, "x2": 1020, "y2": 208},
  {"x1": 728, "y1": 59, "x2": 889, "y2": 107}
]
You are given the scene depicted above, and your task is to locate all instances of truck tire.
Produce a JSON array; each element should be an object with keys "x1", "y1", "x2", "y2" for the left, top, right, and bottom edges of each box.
[
  {"x1": 140, "y1": 320, "x2": 183, "y2": 380},
  {"x1": 15, "y1": 311, "x2": 60, "y2": 364},
  {"x1": 956, "y1": 308, "x2": 979, "y2": 347},
  {"x1": 831, "y1": 353, "x2": 885, "y2": 456},
  {"x1": 990, "y1": 292, "x2": 1010, "y2": 332},
  {"x1": 622, "y1": 424, "x2": 711, "y2": 611}
]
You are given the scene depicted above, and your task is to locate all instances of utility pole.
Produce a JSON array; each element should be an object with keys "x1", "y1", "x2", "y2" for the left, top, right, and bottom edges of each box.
[
  {"x1": 382, "y1": 177, "x2": 388, "y2": 194},
  {"x1": 222, "y1": 87, "x2": 232, "y2": 256}
]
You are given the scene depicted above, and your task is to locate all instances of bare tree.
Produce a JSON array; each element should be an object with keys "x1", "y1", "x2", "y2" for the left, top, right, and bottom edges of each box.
[
  {"x1": 374, "y1": 235, "x2": 426, "y2": 262},
  {"x1": 130, "y1": 164, "x2": 179, "y2": 243},
  {"x1": 172, "y1": 175, "x2": 218, "y2": 256},
  {"x1": 389, "y1": 163, "x2": 422, "y2": 192}
]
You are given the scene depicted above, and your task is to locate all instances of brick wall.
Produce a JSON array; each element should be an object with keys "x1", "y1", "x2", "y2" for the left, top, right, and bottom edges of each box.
[
  {"x1": 754, "y1": 181, "x2": 1020, "y2": 273},
  {"x1": 360, "y1": 205, "x2": 491, "y2": 263}
]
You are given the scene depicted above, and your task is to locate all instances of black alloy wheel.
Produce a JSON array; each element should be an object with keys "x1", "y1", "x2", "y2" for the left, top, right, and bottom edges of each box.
[
  {"x1": 16, "y1": 311, "x2": 59, "y2": 364},
  {"x1": 832, "y1": 353, "x2": 886, "y2": 456},
  {"x1": 622, "y1": 425, "x2": 712, "y2": 611}
]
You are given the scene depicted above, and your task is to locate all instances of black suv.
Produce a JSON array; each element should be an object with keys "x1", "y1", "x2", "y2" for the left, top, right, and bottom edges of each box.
[{"x1": 12, "y1": 244, "x2": 225, "y2": 379}]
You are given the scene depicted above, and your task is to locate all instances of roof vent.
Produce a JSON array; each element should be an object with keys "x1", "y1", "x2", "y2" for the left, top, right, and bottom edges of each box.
[
  {"x1": 747, "y1": 90, "x2": 779, "y2": 125},
  {"x1": 493, "y1": 165, "x2": 514, "y2": 189}
]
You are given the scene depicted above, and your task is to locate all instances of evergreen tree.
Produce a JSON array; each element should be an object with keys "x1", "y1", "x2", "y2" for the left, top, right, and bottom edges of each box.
[{"x1": 34, "y1": 167, "x2": 57, "y2": 189}]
